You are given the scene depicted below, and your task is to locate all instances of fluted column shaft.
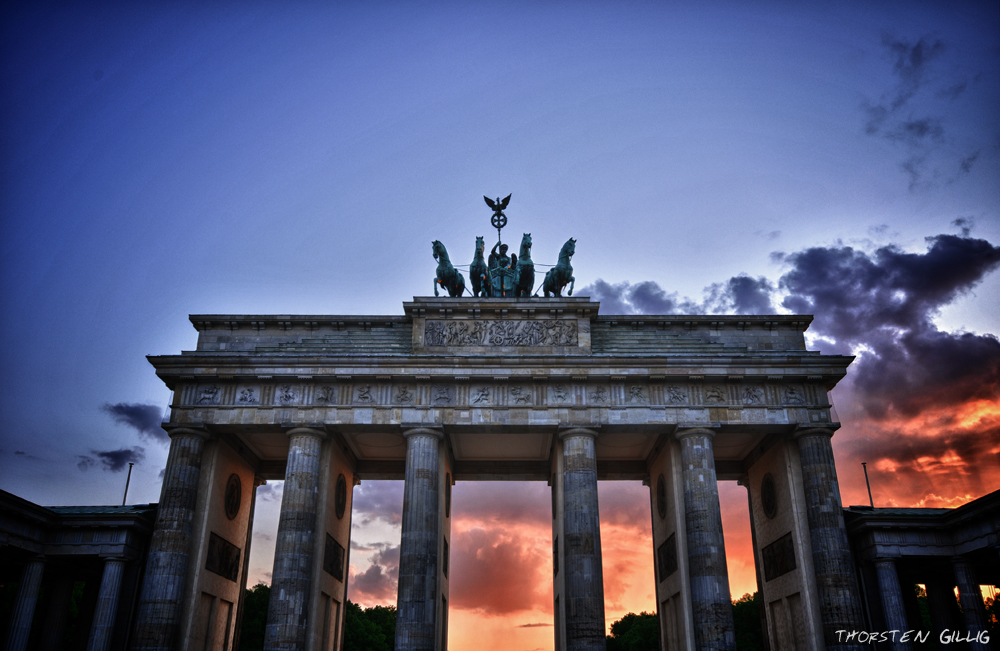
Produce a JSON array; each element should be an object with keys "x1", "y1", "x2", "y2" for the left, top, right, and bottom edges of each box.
[
  {"x1": 395, "y1": 428, "x2": 443, "y2": 651},
  {"x1": 795, "y1": 429, "x2": 865, "y2": 651},
  {"x1": 132, "y1": 428, "x2": 208, "y2": 651},
  {"x1": 873, "y1": 559, "x2": 912, "y2": 651},
  {"x1": 560, "y1": 429, "x2": 606, "y2": 651},
  {"x1": 677, "y1": 428, "x2": 735, "y2": 651},
  {"x1": 87, "y1": 557, "x2": 127, "y2": 651},
  {"x1": 4, "y1": 558, "x2": 45, "y2": 651},
  {"x1": 925, "y1": 574, "x2": 959, "y2": 637},
  {"x1": 265, "y1": 428, "x2": 327, "y2": 651},
  {"x1": 953, "y1": 559, "x2": 990, "y2": 649}
]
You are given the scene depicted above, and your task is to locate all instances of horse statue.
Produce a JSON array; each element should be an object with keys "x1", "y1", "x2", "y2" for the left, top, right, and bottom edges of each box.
[
  {"x1": 432, "y1": 240, "x2": 466, "y2": 297},
  {"x1": 543, "y1": 238, "x2": 576, "y2": 297},
  {"x1": 514, "y1": 233, "x2": 534, "y2": 297},
  {"x1": 470, "y1": 236, "x2": 490, "y2": 297}
]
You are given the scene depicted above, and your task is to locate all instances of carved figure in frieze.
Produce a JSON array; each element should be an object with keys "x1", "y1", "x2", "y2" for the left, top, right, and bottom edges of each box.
[
  {"x1": 552, "y1": 384, "x2": 569, "y2": 402},
  {"x1": 424, "y1": 319, "x2": 578, "y2": 347},
  {"x1": 276, "y1": 385, "x2": 297, "y2": 405},
  {"x1": 355, "y1": 385, "x2": 375, "y2": 404},
  {"x1": 237, "y1": 388, "x2": 258, "y2": 404},
  {"x1": 472, "y1": 387, "x2": 490, "y2": 405},
  {"x1": 628, "y1": 386, "x2": 648, "y2": 404},
  {"x1": 742, "y1": 386, "x2": 765, "y2": 405},
  {"x1": 315, "y1": 386, "x2": 336, "y2": 404},
  {"x1": 395, "y1": 387, "x2": 414, "y2": 404},
  {"x1": 509, "y1": 386, "x2": 532, "y2": 405},
  {"x1": 197, "y1": 385, "x2": 220, "y2": 405},
  {"x1": 433, "y1": 387, "x2": 451, "y2": 404},
  {"x1": 704, "y1": 385, "x2": 726, "y2": 404},
  {"x1": 590, "y1": 386, "x2": 609, "y2": 403},
  {"x1": 666, "y1": 386, "x2": 687, "y2": 404},
  {"x1": 783, "y1": 386, "x2": 805, "y2": 405}
]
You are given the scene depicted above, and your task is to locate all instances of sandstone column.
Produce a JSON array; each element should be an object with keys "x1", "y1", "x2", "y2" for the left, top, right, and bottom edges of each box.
[
  {"x1": 676, "y1": 427, "x2": 735, "y2": 651},
  {"x1": 794, "y1": 428, "x2": 865, "y2": 651},
  {"x1": 559, "y1": 428, "x2": 606, "y2": 651},
  {"x1": 265, "y1": 428, "x2": 327, "y2": 651},
  {"x1": 873, "y1": 559, "x2": 912, "y2": 651},
  {"x1": 132, "y1": 427, "x2": 208, "y2": 651},
  {"x1": 395, "y1": 428, "x2": 444, "y2": 651},
  {"x1": 4, "y1": 558, "x2": 45, "y2": 651},
  {"x1": 953, "y1": 558, "x2": 990, "y2": 649},
  {"x1": 87, "y1": 557, "x2": 127, "y2": 651}
]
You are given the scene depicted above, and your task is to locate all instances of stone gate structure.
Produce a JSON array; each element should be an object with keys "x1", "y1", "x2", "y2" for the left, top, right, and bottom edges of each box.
[{"x1": 134, "y1": 297, "x2": 868, "y2": 651}]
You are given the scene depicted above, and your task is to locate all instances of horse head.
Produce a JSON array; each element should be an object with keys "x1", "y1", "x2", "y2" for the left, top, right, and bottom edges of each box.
[
  {"x1": 432, "y1": 240, "x2": 446, "y2": 261},
  {"x1": 562, "y1": 238, "x2": 576, "y2": 258},
  {"x1": 520, "y1": 233, "x2": 532, "y2": 258},
  {"x1": 475, "y1": 236, "x2": 484, "y2": 255}
]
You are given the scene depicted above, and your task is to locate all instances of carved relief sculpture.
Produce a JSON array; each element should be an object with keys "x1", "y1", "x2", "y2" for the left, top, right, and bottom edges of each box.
[
  {"x1": 471, "y1": 387, "x2": 490, "y2": 405},
  {"x1": 666, "y1": 386, "x2": 687, "y2": 404},
  {"x1": 704, "y1": 385, "x2": 726, "y2": 404},
  {"x1": 395, "y1": 386, "x2": 414, "y2": 404},
  {"x1": 510, "y1": 386, "x2": 532, "y2": 405},
  {"x1": 590, "y1": 386, "x2": 609, "y2": 403},
  {"x1": 433, "y1": 387, "x2": 451, "y2": 404},
  {"x1": 424, "y1": 319, "x2": 578, "y2": 347},
  {"x1": 628, "y1": 386, "x2": 648, "y2": 404},
  {"x1": 237, "y1": 387, "x2": 258, "y2": 404},
  {"x1": 315, "y1": 386, "x2": 336, "y2": 403},
  {"x1": 197, "y1": 385, "x2": 220, "y2": 405},
  {"x1": 783, "y1": 386, "x2": 805, "y2": 405},
  {"x1": 552, "y1": 384, "x2": 569, "y2": 402},
  {"x1": 742, "y1": 386, "x2": 765, "y2": 405},
  {"x1": 276, "y1": 385, "x2": 297, "y2": 405},
  {"x1": 355, "y1": 385, "x2": 375, "y2": 404}
]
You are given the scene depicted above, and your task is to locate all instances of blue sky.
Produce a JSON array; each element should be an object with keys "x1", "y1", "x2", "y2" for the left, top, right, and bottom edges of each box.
[{"x1": 2, "y1": 1, "x2": 998, "y2": 629}]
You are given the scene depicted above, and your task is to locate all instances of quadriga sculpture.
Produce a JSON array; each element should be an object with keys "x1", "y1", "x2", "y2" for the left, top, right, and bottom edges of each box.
[
  {"x1": 543, "y1": 238, "x2": 576, "y2": 297},
  {"x1": 514, "y1": 233, "x2": 534, "y2": 297},
  {"x1": 432, "y1": 240, "x2": 466, "y2": 297},
  {"x1": 470, "y1": 236, "x2": 490, "y2": 297}
]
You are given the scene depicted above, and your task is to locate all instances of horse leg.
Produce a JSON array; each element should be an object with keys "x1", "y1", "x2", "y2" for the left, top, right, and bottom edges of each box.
[
  {"x1": 568, "y1": 276, "x2": 575, "y2": 296},
  {"x1": 434, "y1": 278, "x2": 440, "y2": 297}
]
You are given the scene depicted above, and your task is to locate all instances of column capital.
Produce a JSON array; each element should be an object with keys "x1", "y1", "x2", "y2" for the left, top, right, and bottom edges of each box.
[
  {"x1": 402, "y1": 427, "x2": 444, "y2": 440},
  {"x1": 163, "y1": 426, "x2": 211, "y2": 441},
  {"x1": 285, "y1": 427, "x2": 328, "y2": 441},
  {"x1": 557, "y1": 427, "x2": 599, "y2": 441},
  {"x1": 792, "y1": 426, "x2": 839, "y2": 440},
  {"x1": 674, "y1": 426, "x2": 717, "y2": 441}
]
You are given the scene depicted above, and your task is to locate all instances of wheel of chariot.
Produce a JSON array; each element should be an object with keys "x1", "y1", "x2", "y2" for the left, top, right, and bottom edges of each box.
[{"x1": 491, "y1": 213, "x2": 507, "y2": 230}]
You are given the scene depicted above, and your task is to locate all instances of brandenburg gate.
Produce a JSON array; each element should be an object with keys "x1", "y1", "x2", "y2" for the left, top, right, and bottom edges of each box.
[{"x1": 133, "y1": 296, "x2": 868, "y2": 651}]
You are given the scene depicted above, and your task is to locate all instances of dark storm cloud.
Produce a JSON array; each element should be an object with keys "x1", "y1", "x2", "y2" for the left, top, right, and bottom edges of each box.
[
  {"x1": 780, "y1": 234, "x2": 1000, "y2": 418},
  {"x1": 101, "y1": 402, "x2": 167, "y2": 443},
  {"x1": 78, "y1": 447, "x2": 145, "y2": 472},
  {"x1": 951, "y1": 217, "x2": 974, "y2": 237},
  {"x1": 579, "y1": 275, "x2": 771, "y2": 315},
  {"x1": 886, "y1": 118, "x2": 944, "y2": 145},
  {"x1": 351, "y1": 481, "x2": 403, "y2": 525},
  {"x1": 348, "y1": 542, "x2": 400, "y2": 604},
  {"x1": 937, "y1": 80, "x2": 967, "y2": 101},
  {"x1": 704, "y1": 274, "x2": 775, "y2": 315},
  {"x1": 959, "y1": 151, "x2": 980, "y2": 174}
]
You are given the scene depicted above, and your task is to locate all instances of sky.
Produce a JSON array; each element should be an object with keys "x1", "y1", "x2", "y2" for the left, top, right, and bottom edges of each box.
[{"x1": 1, "y1": 2, "x2": 998, "y2": 649}]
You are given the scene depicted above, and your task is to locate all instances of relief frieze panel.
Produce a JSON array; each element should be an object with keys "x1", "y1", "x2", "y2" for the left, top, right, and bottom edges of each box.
[{"x1": 424, "y1": 319, "x2": 578, "y2": 347}]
